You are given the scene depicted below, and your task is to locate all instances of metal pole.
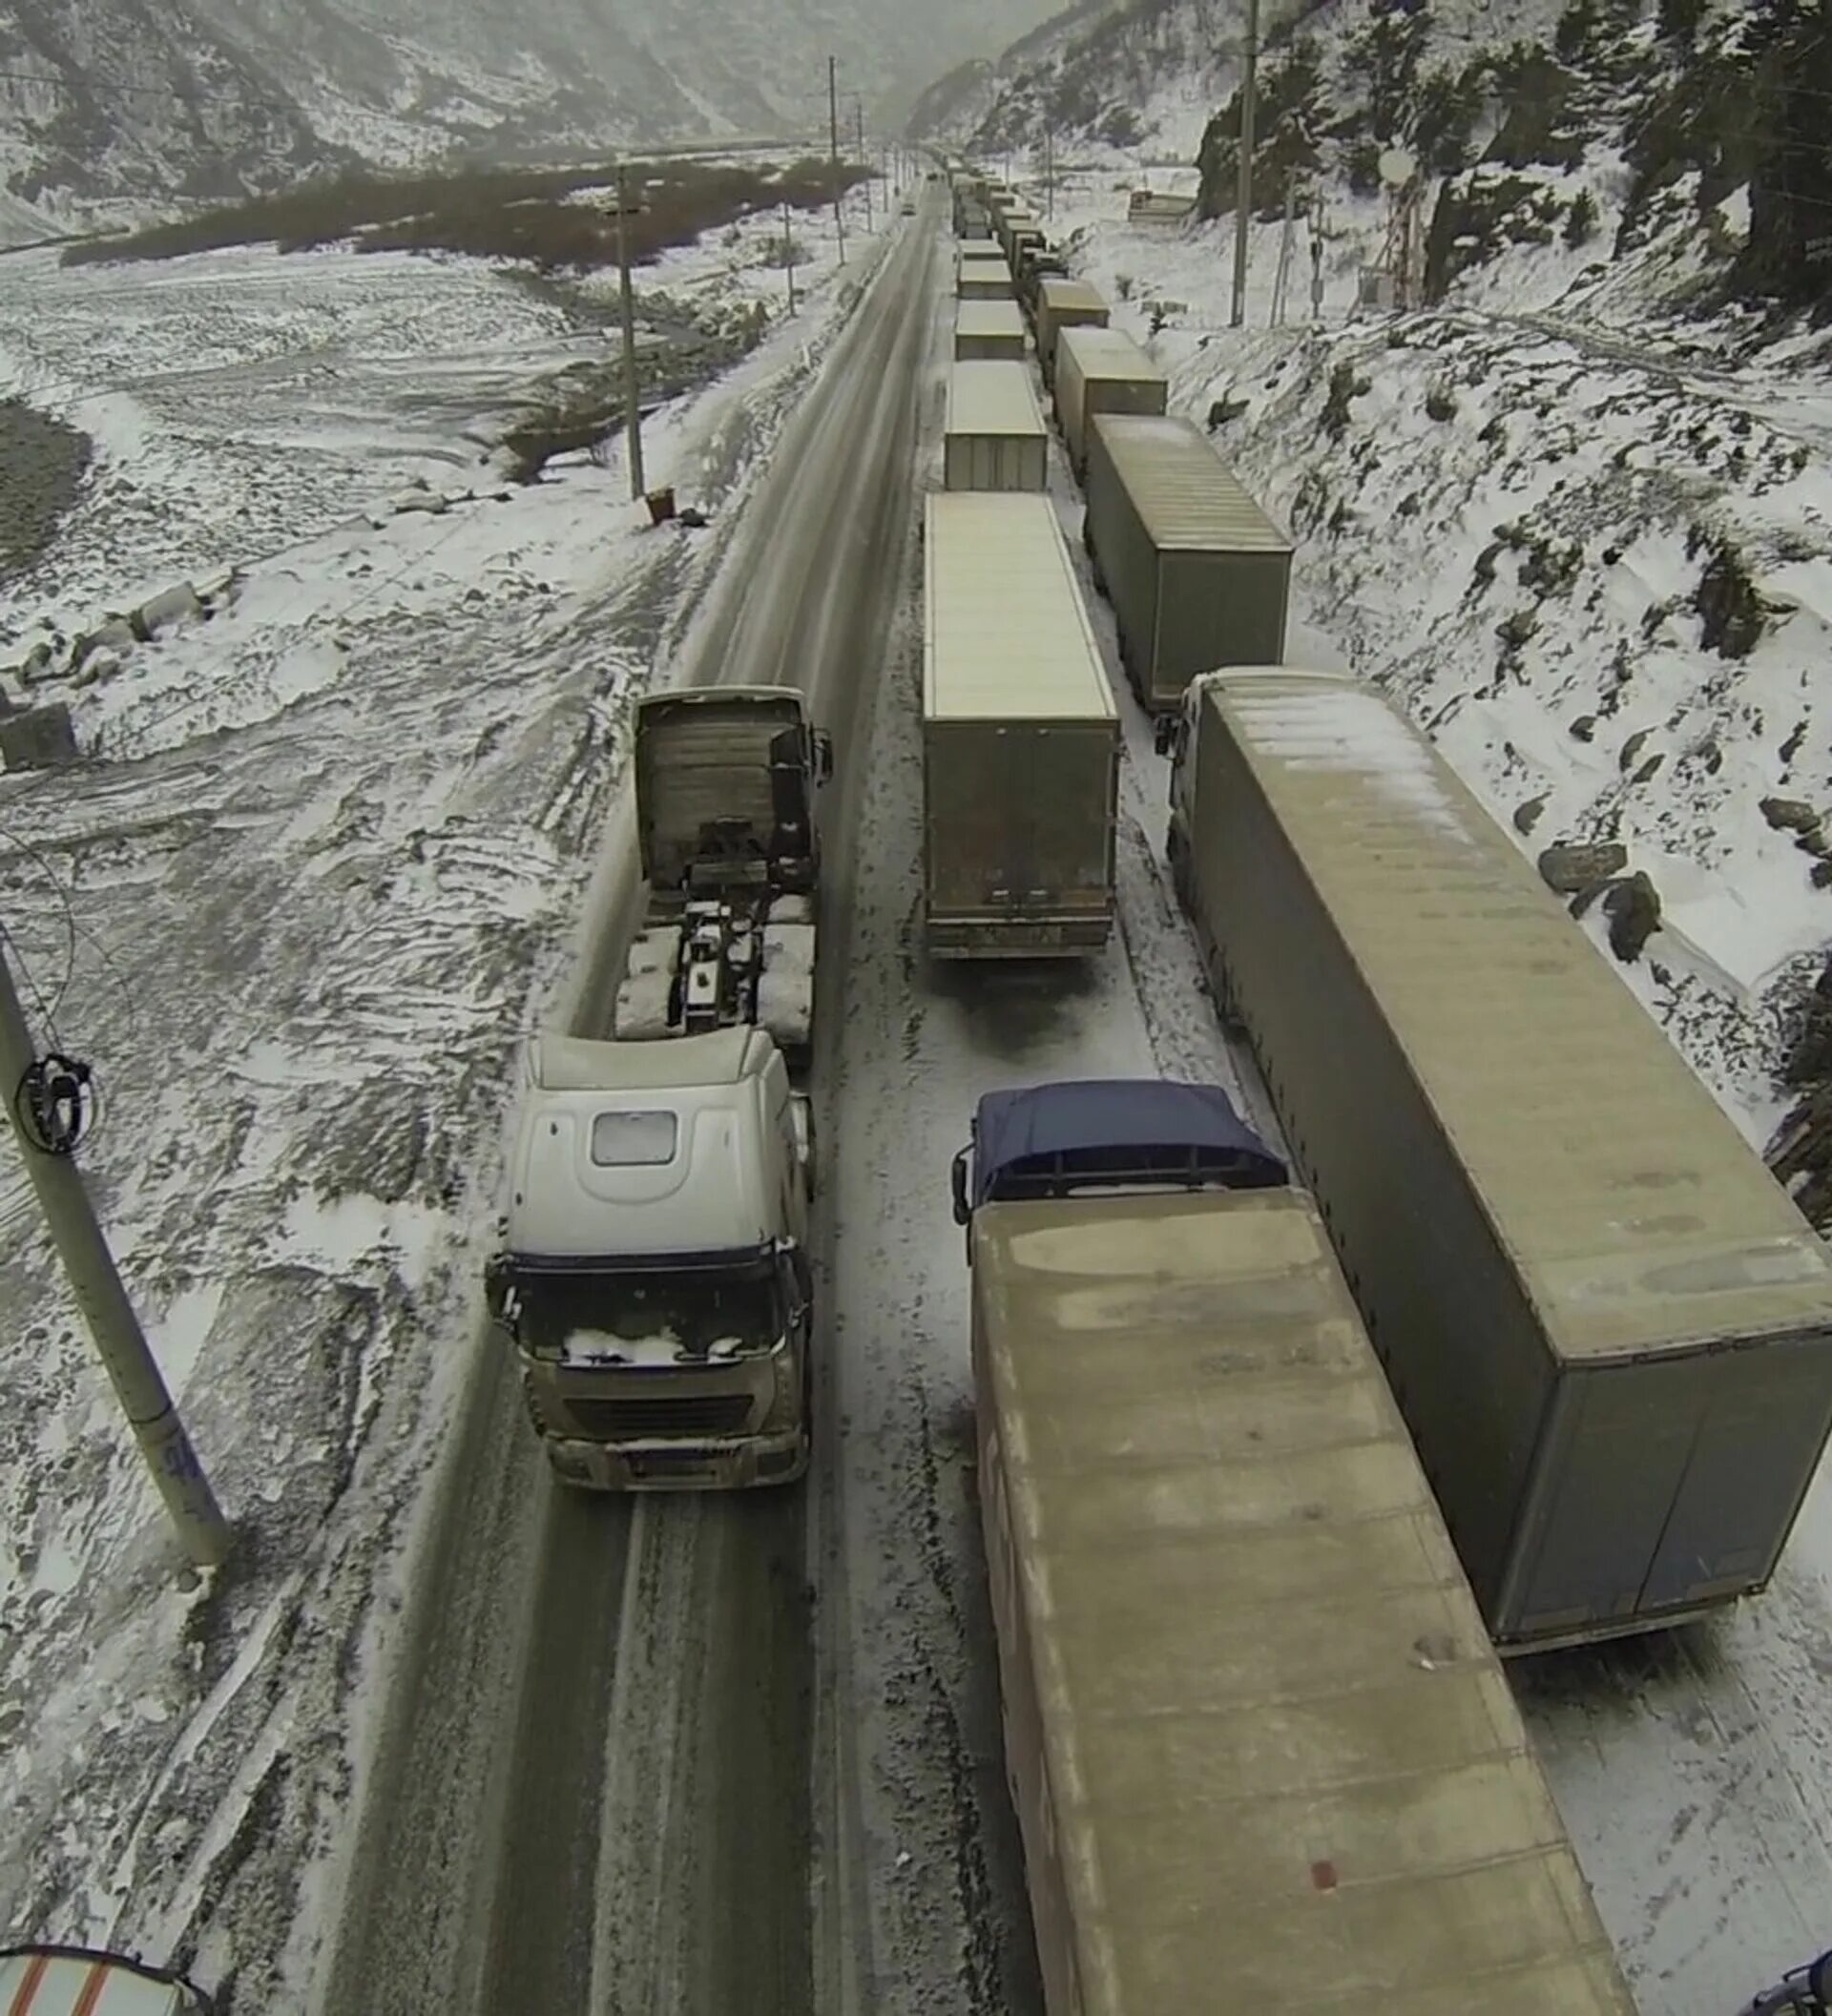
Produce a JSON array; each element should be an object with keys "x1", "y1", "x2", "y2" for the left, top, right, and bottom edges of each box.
[
  {"x1": 828, "y1": 57, "x2": 847, "y2": 266},
  {"x1": 1045, "y1": 128, "x2": 1054, "y2": 219},
  {"x1": 615, "y1": 161, "x2": 645, "y2": 501},
  {"x1": 857, "y1": 104, "x2": 872, "y2": 228},
  {"x1": 1230, "y1": 0, "x2": 1260, "y2": 329},
  {"x1": 782, "y1": 200, "x2": 797, "y2": 313},
  {"x1": 0, "y1": 939, "x2": 229, "y2": 1569}
]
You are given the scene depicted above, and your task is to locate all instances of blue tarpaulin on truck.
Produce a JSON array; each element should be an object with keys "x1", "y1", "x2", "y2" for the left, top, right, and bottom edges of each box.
[{"x1": 966, "y1": 1079, "x2": 1284, "y2": 1210}]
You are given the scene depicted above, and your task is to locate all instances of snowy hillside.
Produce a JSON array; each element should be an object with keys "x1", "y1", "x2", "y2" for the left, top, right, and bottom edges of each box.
[{"x1": 0, "y1": 0, "x2": 1066, "y2": 238}]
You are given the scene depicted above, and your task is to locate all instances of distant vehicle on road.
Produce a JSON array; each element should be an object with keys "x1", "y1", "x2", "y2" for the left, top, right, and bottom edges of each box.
[
  {"x1": 0, "y1": 1945, "x2": 214, "y2": 2014},
  {"x1": 900, "y1": 197, "x2": 916, "y2": 217},
  {"x1": 613, "y1": 685, "x2": 831, "y2": 1070}
]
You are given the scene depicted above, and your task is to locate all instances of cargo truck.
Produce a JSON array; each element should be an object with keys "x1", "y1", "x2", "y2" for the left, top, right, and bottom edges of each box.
[
  {"x1": 613, "y1": 685, "x2": 832, "y2": 1070},
  {"x1": 0, "y1": 1946, "x2": 214, "y2": 2013},
  {"x1": 1158, "y1": 665, "x2": 1832, "y2": 1650},
  {"x1": 953, "y1": 301, "x2": 1027, "y2": 363},
  {"x1": 944, "y1": 362, "x2": 1048, "y2": 493},
  {"x1": 1085, "y1": 412, "x2": 1292, "y2": 711},
  {"x1": 1053, "y1": 324, "x2": 1167, "y2": 480},
  {"x1": 923, "y1": 493, "x2": 1118, "y2": 957},
  {"x1": 487, "y1": 1026, "x2": 815, "y2": 1490},
  {"x1": 953, "y1": 1079, "x2": 1638, "y2": 2016},
  {"x1": 1033, "y1": 278, "x2": 1109, "y2": 388},
  {"x1": 956, "y1": 255, "x2": 1014, "y2": 301}
]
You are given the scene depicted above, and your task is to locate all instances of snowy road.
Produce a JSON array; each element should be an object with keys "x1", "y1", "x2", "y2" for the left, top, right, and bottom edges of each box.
[{"x1": 320, "y1": 209, "x2": 942, "y2": 2016}]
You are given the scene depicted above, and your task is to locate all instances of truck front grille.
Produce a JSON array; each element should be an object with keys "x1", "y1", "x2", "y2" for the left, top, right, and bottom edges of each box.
[{"x1": 564, "y1": 1393, "x2": 756, "y2": 1440}]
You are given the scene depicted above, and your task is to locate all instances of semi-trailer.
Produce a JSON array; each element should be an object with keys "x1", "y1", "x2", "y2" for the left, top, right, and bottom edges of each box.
[
  {"x1": 1084, "y1": 411, "x2": 1292, "y2": 711},
  {"x1": 1033, "y1": 278, "x2": 1109, "y2": 387},
  {"x1": 923, "y1": 492, "x2": 1117, "y2": 957},
  {"x1": 1158, "y1": 665, "x2": 1832, "y2": 1649},
  {"x1": 944, "y1": 361, "x2": 1049, "y2": 493},
  {"x1": 956, "y1": 255, "x2": 1014, "y2": 301},
  {"x1": 954, "y1": 1078, "x2": 1638, "y2": 2016},
  {"x1": 953, "y1": 300, "x2": 1028, "y2": 363},
  {"x1": 1053, "y1": 324, "x2": 1168, "y2": 480}
]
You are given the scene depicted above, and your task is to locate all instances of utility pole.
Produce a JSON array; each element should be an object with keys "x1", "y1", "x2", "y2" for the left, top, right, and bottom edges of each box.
[
  {"x1": 782, "y1": 200, "x2": 797, "y2": 314},
  {"x1": 1310, "y1": 191, "x2": 1326, "y2": 321},
  {"x1": 1045, "y1": 127, "x2": 1054, "y2": 219},
  {"x1": 856, "y1": 104, "x2": 872, "y2": 229},
  {"x1": 828, "y1": 57, "x2": 847, "y2": 267},
  {"x1": 615, "y1": 161, "x2": 645, "y2": 501},
  {"x1": 0, "y1": 939, "x2": 230, "y2": 1569},
  {"x1": 1230, "y1": 0, "x2": 1260, "y2": 329},
  {"x1": 1271, "y1": 177, "x2": 1298, "y2": 326}
]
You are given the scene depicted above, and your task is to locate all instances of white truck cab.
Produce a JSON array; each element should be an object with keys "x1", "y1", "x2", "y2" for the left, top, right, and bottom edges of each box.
[{"x1": 488, "y1": 1026, "x2": 815, "y2": 1489}]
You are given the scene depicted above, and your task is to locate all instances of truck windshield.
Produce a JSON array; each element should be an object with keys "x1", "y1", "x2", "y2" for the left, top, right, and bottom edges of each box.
[{"x1": 514, "y1": 1261, "x2": 782, "y2": 1364}]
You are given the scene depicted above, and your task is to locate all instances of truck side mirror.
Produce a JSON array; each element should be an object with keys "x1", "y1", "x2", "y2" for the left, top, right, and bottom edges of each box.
[
  {"x1": 950, "y1": 1147, "x2": 972, "y2": 1227},
  {"x1": 1154, "y1": 714, "x2": 1179, "y2": 759},
  {"x1": 814, "y1": 731, "x2": 834, "y2": 783},
  {"x1": 483, "y1": 1256, "x2": 512, "y2": 1322}
]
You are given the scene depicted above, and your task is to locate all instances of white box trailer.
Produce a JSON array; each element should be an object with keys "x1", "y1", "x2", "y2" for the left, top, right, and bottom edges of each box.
[
  {"x1": 945, "y1": 361, "x2": 1048, "y2": 492},
  {"x1": 968, "y1": 1173, "x2": 1637, "y2": 2016},
  {"x1": 953, "y1": 300, "x2": 1028, "y2": 363},
  {"x1": 1033, "y1": 278, "x2": 1109, "y2": 387},
  {"x1": 1163, "y1": 666, "x2": 1832, "y2": 1650},
  {"x1": 1053, "y1": 323, "x2": 1168, "y2": 480},
  {"x1": 923, "y1": 493, "x2": 1117, "y2": 957},
  {"x1": 1085, "y1": 412, "x2": 1293, "y2": 712},
  {"x1": 957, "y1": 254, "x2": 1014, "y2": 301}
]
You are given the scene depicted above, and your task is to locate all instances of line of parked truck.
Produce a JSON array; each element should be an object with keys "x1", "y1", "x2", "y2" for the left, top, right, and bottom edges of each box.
[
  {"x1": 473, "y1": 166, "x2": 1832, "y2": 2015},
  {"x1": 937, "y1": 164, "x2": 1832, "y2": 2016}
]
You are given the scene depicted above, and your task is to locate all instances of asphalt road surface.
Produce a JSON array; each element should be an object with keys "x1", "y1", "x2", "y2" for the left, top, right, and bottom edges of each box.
[{"x1": 320, "y1": 204, "x2": 940, "y2": 2016}]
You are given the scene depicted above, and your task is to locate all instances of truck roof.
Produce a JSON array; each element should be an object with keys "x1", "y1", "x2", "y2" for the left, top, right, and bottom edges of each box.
[
  {"x1": 1036, "y1": 277, "x2": 1107, "y2": 315},
  {"x1": 528, "y1": 1027, "x2": 769, "y2": 1094},
  {"x1": 633, "y1": 684, "x2": 806, "y2": 723},
  {"x1": 510, "y1": 1030, "x2": 781, "y2": 1259},
  {"x1": 1056, "y1": 324, "x2": 1165, "y2": 386},
  {"x1": 1090, "y1": 412, "x2": 1292, "y2": 554},
  {"x1": 1197, "y1": 665, "x2": 1832, "y2": 1362},
  {"x1": 968, "y1": 1079, "x2": 1282, "y2": 1208},
  {"x1": 972, "y1": 1189, "x2": 1637, "y2": 2016},
  {"x1": 946, "y1": 361, "x2": 1045, "y2": 440},
  {"x1": 924, "y1": 493, "x2": 1114, "y2": 724},
  {"x1": 955, "y1": 300, "x2": 1026, "y2": 341}
]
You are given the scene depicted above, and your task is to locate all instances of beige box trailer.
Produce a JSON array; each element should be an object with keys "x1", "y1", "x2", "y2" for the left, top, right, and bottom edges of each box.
[
  {"x1": 999, "y1": 206, "x2": 1039, "y2": 264},
  {"x1": 957, "y1": 254, "x2": 1014, "y2": 301},
  {"x1": 971, "y1": 1185, "x2": 1638, "y2": 2016},
  {"x1": 923, "y1": 493, "x2": 1117, "y2": 956},
  {"x1": 1085, "y1": 411, "x2": 1292, "y2": 712},
  {"x1": 1164, "y1": 666, "x2": 1832, "y2": 1651},
  {"x1": 1033, "y1": 278, "x2": 1109, "y2": 387},
  {"x1": 953, "y1": 300, "x2": 1028, "y2": 363},
  {"x1": 945, "y1": 361, "x2": 1049, "y2": 493},
  {"x1": 1053, "y1": 324, "x2": 1168, "y2": 479}
]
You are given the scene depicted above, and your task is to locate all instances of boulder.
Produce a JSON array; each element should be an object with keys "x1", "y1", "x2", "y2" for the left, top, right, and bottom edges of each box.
[
  {"x1": 1602, "y1": 870, "x2": 1662, "y2": 962},
  {"x1": 0, "y1": 703, "x2": 78, "y2": 770},
  {"x1": 390, "y1": 488, "x2": 449, "y2": 516},
  {"x1": 136, "y1": 580, "x2": 204, "y2": 636},
  {"x1": 1537, "y1": 841, "x2": 1627, "y2": 894},
  {"x1": 1761, "y1": 796, "x2": 1822, "y2": 835}
]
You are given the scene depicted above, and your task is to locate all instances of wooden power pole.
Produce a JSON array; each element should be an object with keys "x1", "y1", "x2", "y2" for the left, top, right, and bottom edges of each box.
[{"x1": 615, "y1": 161, "x2": 646, "y2": 501}]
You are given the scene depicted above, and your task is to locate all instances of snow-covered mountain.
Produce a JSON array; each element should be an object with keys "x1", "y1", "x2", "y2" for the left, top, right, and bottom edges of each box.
[{"x1": 0, "y1": 0, "x2": 1066, "y2": 231}]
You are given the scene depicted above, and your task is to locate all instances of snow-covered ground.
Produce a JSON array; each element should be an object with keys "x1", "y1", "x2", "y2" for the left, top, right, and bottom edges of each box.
[
  {"x1": 0, "y1": 180, "x2": 904, "y2": 1998},
  {"x1": 967, "y1": 149, "x2": 1832, "y2": 2010}
]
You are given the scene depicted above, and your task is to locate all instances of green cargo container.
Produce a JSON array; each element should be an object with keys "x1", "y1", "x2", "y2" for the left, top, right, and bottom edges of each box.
[{"x1": 1084, "y1": 412, "x2": 1291, "y2": 712}]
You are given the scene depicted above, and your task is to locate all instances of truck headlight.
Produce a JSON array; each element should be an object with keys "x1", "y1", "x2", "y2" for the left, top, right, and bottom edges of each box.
[{"x1": 770, "y1": 1342, "x2": 797, "y2": 1423}]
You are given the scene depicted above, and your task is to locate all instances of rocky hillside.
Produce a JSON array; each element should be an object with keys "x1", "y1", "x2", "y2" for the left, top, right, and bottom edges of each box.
[{"x1": 0, "y1": 0, "x2": 1065, "y2": 234}]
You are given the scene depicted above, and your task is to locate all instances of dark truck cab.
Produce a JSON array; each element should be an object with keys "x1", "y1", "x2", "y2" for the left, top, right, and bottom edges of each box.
[{"x1": 950, "y1": 1078, "x2": 1284, "y2": 1248}]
